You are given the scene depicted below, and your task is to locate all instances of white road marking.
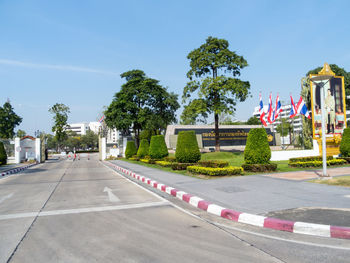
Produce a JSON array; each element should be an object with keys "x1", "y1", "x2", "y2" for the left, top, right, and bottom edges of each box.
[
  {"x1": 0, "y1": 193, "x2": 14, "y2": 204},
  {"x1": 103, "y1": 186, "x2": 120, "y2": 202},
  {"x1": 0, "y1": 201, "x2": 169, "y2": 221}
]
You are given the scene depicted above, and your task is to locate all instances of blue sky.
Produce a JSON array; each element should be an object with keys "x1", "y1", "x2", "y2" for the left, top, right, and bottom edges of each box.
[{"x1": 1, "y1": 0, "x2": 350, "y2": 135}]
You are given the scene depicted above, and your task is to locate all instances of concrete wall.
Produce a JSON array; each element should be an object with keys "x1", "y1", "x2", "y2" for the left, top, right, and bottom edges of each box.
[{"x1": 270, "y1": 140, "x2": 320, "y2": 161}]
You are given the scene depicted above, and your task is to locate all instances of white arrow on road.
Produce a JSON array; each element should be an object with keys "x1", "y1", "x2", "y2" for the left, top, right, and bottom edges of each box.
[
  {"x1": 0, "y1": 193, "x2": 14, "y2": 204},
  {"x1": 103, "y1": 187, "x2": 120, "y2": 202}
]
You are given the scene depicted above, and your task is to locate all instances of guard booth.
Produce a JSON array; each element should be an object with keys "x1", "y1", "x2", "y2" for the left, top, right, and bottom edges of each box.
[{"x1": 309, "y1": 63, "x2": 347, "y2": 155}]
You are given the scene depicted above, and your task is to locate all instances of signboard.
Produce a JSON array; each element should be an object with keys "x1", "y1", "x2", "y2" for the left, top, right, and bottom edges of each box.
[
  {"x1": 310, "y1": 64, "x2": 347, "y2": 139},
  {"x1": 175, "y1": 128, "x2": 275, "y2": 147}
]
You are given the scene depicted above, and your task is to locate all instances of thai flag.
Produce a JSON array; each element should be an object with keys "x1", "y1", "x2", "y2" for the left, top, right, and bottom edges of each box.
[
  {"x1": 296, "y1": 96, "x2": 311, "y2": 119},
  {"x1": 267, "y1": 93, "x2": 274, "y2": 124},
  {"x1": 99, "y1": 115, "x2": 105, "y2": 123},
  {"x1": 259, "y1": 94, "x2": 267, "y2": 126},
  {"x1": 274, "y1": 94, "x2": 283, "y2": 119},
  {"x1": 290, "y1": 95, "x2": 297, "y2": 118}
]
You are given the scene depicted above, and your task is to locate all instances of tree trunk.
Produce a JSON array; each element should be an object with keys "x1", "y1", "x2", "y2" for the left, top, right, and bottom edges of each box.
[{"x1": 214, "y1": 112, "x2": 220, "y2": 152}]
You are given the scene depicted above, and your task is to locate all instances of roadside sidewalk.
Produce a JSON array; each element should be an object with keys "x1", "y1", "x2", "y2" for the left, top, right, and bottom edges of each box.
[
  {"x1": 109, "y1": 160, "x2": 350, "y2": 228},
  {"x1": 0, "y1": 163, "x2": 29, "y2": 173}
]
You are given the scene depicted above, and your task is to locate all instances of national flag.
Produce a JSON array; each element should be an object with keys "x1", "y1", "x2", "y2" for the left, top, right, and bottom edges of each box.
[
  {"x1": 259, "y1": 93, "x2": 267, "y2": 126},
  {"x1": 290, "y1": 96, "x2": 297, "y2": 118},
  {"x1": 274, "y1": 94, "x2": 283, "y2": 119},
  {"x1": 296, "y1": 96, "x2": 311, "y2": 119},
  {"x1": 99, "y1": 115, "x2": 105, "y2": 123},
  {"x1": 267, "y1": 93, "x2": 274, "y2": 124}
]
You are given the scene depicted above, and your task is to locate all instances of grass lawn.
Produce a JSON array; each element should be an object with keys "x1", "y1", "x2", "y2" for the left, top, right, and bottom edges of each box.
[
  {"x1": 118, "y1": 152, "x2": 350, "y2": 179},
  {"x1": 310, "y1": 176, "x2": 350, "y2": 187}
]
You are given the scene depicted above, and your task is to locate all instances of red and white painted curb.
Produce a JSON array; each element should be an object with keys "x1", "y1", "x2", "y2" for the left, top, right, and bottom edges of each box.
[
  {"x1": 104, "y1": 161, "x2": 350, "y2": 240},
  {"x1": 1, "y1": 163, "x2": 38, "y2": 177}
]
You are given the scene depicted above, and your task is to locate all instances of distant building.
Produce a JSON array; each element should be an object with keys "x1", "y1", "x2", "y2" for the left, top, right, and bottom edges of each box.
[{"x1": 66, "y1": 122, "x2": 101, "y2": 135}]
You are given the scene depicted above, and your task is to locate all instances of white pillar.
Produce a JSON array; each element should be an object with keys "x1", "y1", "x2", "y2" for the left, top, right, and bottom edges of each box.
[
  {"x1": 14, "y1": 137, "x2": 21, "y2": 164},
  {"x1": 101, "y1": 137, "x2": 107, "y2": 160},
  {"x1": 35, "y1": 138, "x2": 41, "y2": 163}
]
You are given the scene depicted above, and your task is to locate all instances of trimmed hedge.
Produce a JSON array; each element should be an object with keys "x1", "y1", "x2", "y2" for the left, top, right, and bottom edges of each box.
[
  {"x1": 140, "y1": 158, "x2": 156, "y2": 164},
  {"x1": 171, "y1": 162, "x2": 194, "y2": 170},
  {"x1": 187, "y1": 166, "x2": 243, "y2": 176},
  {"x1": 289, "y1": 159, "x2": 346, "y2": 168},
  {"x1": 340, "y1": 128, "x2": 350, "y2": 157},
  {"x1": 175, "y1": 131, "x2": 201, "y2": 163},
  {"x1": 164, "y1": 156, "x2": 177, "y2": 163},
  {"x1": 155, "y1": 161, "x2": 173, "y2": 167},
  {"x1": 197, "y1": 160, "x2": 228, "y2": 168},
  {"x1": 125, "y1": 141, "x2": 137, "y2": 159},
  {"x1": 338, "y1": 157, "x2": 350, "y2": 163},
  {"x1": 0, "y1": 142, "x2": 7, "y2": 166},
  {"x1": 241, "y1": 163, "x2": 277, "y2": 172},
  {"x1": 137, "y1": 139, "x2": 149, "y2": 158},
  {"x1": 289, "y1": 156, "x2": 333, "y2": 164},
  {"x1": 129, "y1": 155, "x2": 140, "y2": 161},
  {"x1": 244, "y1": 128, "x2": 271, "y2": 164},
  {"x1": 149, "y1": 135, "x2": 168, "y2": 159}
]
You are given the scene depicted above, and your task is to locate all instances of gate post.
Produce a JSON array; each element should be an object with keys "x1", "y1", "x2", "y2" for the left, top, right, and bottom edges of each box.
[{"x1": 15, "y1": 138, "x2": 20, "y2": 164}]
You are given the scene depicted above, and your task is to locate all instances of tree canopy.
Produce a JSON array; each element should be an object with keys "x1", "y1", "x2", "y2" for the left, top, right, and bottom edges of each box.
[
  {"x1": 0, "y1": 100, "x2": 22, "y2": 139},
  {"x1": 49, "y1": 103, "x2": 70, "y2": 150},
  {"x1": 105, "y1": 70, "x2": 179, "y2": 146},
  {"x1": 181, "y1": 36, "x2": 250, "y2": 151}
]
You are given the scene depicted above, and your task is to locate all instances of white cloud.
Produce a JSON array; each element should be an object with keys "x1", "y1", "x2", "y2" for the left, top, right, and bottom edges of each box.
[{"x1": 0, "y1": 58, "x2": 119, "y2": 76}]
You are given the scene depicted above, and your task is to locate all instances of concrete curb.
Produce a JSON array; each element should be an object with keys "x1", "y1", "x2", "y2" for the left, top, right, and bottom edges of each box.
[
  {"x1": 1, "y1": 163, "x2": 38, "y2": 177},
  {"x1": 104, "y1": 161, "x2": 350, "y2": 240}
]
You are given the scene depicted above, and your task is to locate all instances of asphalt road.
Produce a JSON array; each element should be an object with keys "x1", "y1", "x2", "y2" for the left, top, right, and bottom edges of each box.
[{"x1": 0, "y1": 155, "x2": 350, "y2": 262}]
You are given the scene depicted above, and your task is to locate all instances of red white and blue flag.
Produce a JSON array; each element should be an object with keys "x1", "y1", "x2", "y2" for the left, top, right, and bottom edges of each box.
[
  {"x1": 259, "y1": 93, "x2": 267, "y2": 126},
  {"x1": 274, "y1": 94, "x2": 283, "y2": 119},
  {"x1": 99, "y1": 115, "x2": 105, "y2": 123},
  {"x1": 267, "y1": 93, "x2": 274, "y2": 124},
  {"x1": 290, "y1": 95, "x2": 297, "y2": 118},
  {"x1": 295, "y1": 96, "x2": 311, "y2": 119}
]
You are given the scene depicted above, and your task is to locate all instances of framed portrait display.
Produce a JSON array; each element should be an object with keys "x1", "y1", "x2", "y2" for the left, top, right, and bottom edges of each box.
[{"x1": 310, "y1": 72, "x2": 346, "y2": 139}]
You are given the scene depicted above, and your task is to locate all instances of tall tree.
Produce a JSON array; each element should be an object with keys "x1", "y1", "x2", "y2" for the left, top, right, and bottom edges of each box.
[
  {"x1": 0, "y1": 100, "x2": 22, "y2": 139},
  {"x1": 105, "y1": 70, "x2": 179, "y2": 147},
  {"x1": 49, "y1": 103, "x2": 70, "y2": 151},
  {"x1": 16, "y1": 129, "x2": 26, "y2": 138},
  {"x1": 246, "y1": 116, "x2": 260, "y2": 125},
  {"x1": 182, "y1": 36, "x2": 250, "y2": 151}
]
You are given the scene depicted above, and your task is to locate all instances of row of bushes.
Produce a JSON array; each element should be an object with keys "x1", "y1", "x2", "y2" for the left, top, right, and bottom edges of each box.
[
  {"x1": 289, "y1": 159, "x2": 347, "y2": 168},
  {"x1": 289, "y1": 156, "x2": 333, "y2": 164},
  {"x1": 187, "y1": 165, "x2": 243, "y2": 176}
]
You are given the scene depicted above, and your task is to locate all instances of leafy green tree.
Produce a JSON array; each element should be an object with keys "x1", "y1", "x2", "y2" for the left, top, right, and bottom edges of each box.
[
  {"x1": 340, "y1": 128, "x2": 350, "y2": 157},
  {"x1": 16, "y1": 129, "x2": 26, "y2": 138},
  {"x1": 46, "y1": 134, "x2": 57, "y2": 150},
  {"x1": 180, "y1": 99, "x2": 208, "y2": 125},
  {"x1": 244, "y1": 128, "x2": 271, "y2": 164},
  {"x1": 0, "y1": 141, "x2": 7, "y2": 165},
  {"x1": 276, "y1": 118, "x2": 292, "y2": 137},
  {"x1": 0, "y1": 100, "x2": 22, "y2": 139},
  {"x1": 182, "y1": 36, "x2": 250, "y2": 151},
  {"x1": 49, "y1": 103, "x2": 70, "y2": 151},
  {"x1": 81, "y1": 130, "x2": 98, "y2": 150},
  {"x1": 105, "y1": 70, "x2": 179, "y2": 147},
  {"x1": 246, "y1": 116, "x2": 260, "y2": 125}
]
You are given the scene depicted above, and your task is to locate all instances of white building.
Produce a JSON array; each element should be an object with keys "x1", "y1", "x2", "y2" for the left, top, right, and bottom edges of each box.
[
  {"x1": 252, "y1": 105, "x2": 303, "y2": 132},
  {"x1": 66, "y1": 122, "x2": 101, "y2": 135},
  {"x1": 106, "y1": 128, "x2": 119, "y2": 144}
]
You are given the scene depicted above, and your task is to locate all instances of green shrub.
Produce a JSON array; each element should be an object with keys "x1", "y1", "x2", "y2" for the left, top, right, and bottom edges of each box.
[
  {"x1": 289, "y1": 159, "x2": 346, "y2": 168},
  {"x1": 164, "y1": 156, "x2": 177, "y2": 162},
  {"x1": 140, "y1": 130, "x2": 156, "y2": 141},
  {"x1": 175, "y1": 131, "x2": 201, "y2": 163},
  {"x1": 129, "y1": 155, "x2": 140, "y2": 161},
  {"x1": 0, "y1": 142, "x2": 7, "y2": 165},
  {"x1": 149, "y1": 135, "x2": 168, "y2": 159},
  {"x1": 187, "y1": 166, "x2": 243, "y2": 176},
  {"x1": 244, "y1": 128, "x2": 271, "y2": 164},
  {"x1": 137, "y1": 139, "x2": 149, "y2": 158},
  {"x1": 340, "y1": 128, "x2": 350, "y2": 157},
  {"x1": 171, "y1": 162, "x2": 194, "y2": 170},
  {"x1": 241, "y1": 163, "x2": 277, "y2": 172},
  {"x1": 338, "y1": 157, "x2": 350, "y2": 163},
  {"x1": 197, "y1": 160, "x2": 228, "y2": 168},
  {"x1": 155, "y1": 161, "x2": 173, "y2": 167},
  {"x1": 289, "y1": 156, "x2": 333, "y2": 164},
  {"x1": 125, "y1": 141, "x2": 137, "y2": 159},
  {"x1": 140, "y1": 158, "x2": 156, "y2": 164}
]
